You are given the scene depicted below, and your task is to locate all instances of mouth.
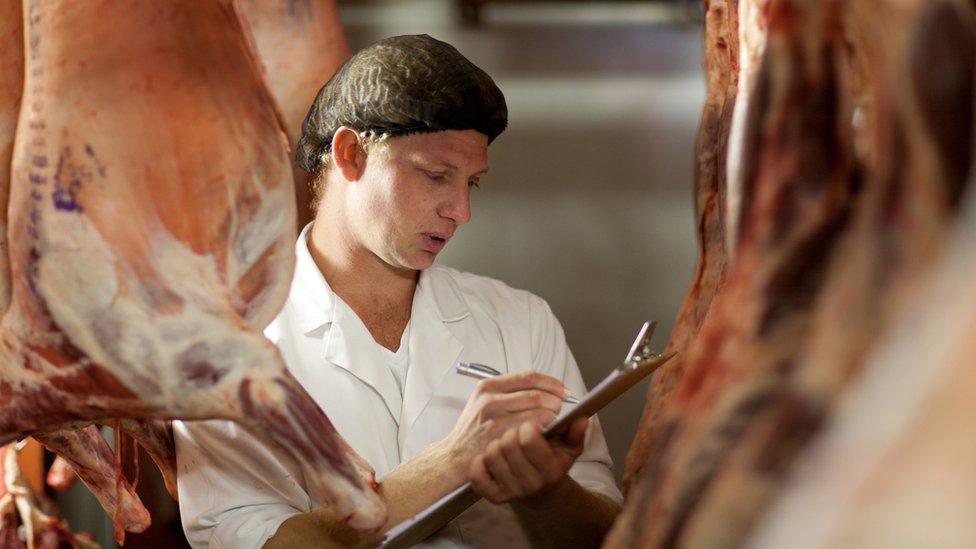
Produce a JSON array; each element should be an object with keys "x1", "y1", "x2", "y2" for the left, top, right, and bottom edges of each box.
[{"x1": 421, "y1": 233, "x2": 449, "y2": 252}]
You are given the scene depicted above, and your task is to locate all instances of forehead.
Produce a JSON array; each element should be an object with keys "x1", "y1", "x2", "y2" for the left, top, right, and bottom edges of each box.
[{"x1": 384, "y1": 130, "x2": 489, "y2": 172}]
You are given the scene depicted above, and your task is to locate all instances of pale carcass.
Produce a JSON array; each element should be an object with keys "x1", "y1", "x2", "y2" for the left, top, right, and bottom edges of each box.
[
  {"x1": 0, "y1": 0, "x2": 384, "y2": 533},
  {"x1": 236, "y1": 0, "x2": 350, "y2": 230},
  {"x1": 1, "y1": 0, "x2": 158, "y2": 540}
]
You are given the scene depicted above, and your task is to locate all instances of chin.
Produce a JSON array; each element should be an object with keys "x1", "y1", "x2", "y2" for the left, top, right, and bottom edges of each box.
[
  {"x1": 405, "y1": 252, "x2": 437, "y2": 271},
  {"x1": 388, "y1": 251, "x2": 434, "y2": 272},
  {"x1": 409, "y1": 256, "x2": 436, "y2": 271}
]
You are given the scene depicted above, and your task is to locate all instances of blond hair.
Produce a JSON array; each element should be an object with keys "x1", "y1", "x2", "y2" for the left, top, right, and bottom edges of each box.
[{"x1": 309, "y1": 130, "x2": 391, "y2": 210}]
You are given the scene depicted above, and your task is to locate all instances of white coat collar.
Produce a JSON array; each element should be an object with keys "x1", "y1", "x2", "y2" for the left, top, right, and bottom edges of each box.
[
  {"x1": 289, "y1": 224, "x2": 471, "y2": 334},
  {"x1": 288, "y1": 224, "x2": 468, "y2": 430}
]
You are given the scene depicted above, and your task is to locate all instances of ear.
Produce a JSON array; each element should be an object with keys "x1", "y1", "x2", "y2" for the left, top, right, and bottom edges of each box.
[{"x1": 330, "y1": 126, "x2": 366, "y2": 181}]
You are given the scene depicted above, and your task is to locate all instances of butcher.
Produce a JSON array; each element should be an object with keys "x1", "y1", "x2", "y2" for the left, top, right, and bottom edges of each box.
[{"x1": 174, "y1": 34, "x2": 622, "y2": 548}]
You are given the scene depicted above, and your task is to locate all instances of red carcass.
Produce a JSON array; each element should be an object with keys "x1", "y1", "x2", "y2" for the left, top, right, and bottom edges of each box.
[
  {"x1": 622, "y1": 0, "x2": 738, "y2": 496},
  {"x1": 612, "y1": 0, "x2": 976, "y2": 546},
  {"x1": 611, "y1": 0, "x2": 862, "y2": 545}
]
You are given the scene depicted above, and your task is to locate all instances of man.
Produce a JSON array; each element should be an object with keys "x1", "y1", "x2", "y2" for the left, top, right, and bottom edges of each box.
[{"x1": 175, "y1": 34, "x2": 622, "y2": 548}]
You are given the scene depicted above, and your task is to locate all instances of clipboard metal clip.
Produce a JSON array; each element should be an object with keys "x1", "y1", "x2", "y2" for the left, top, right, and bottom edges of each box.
[{"x1": 623, "y1": 320, "x2": 659, "y2": 370}]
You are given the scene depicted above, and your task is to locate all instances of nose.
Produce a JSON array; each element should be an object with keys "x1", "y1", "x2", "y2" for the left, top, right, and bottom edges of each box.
[{"x1": 438, "y1": 183, "x2": 472, "y2": 226}]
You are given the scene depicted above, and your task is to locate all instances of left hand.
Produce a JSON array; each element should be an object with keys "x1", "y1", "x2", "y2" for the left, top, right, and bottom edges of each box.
[{"x1": 468, "y1": 416, "x2": 589, "y2": 504}]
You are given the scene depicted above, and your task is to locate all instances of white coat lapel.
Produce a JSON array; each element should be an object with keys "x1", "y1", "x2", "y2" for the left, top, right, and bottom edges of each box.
[
  {"x1": 290, "y1": 223, "x2": 403, "y2": 425},
  {"x1": 323, "y1": 297, "x2": 404, "y2": 425},
  {"x1": 400, "y1": 268, "x2": 468, "y2": 439}
]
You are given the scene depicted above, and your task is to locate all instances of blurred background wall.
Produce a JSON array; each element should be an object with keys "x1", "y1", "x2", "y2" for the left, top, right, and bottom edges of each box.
[
  {"x1": 341, "y1": 0, "x2": 705, "y2": 486},
  {"x1": 55, "y1": 1, "x2": 705, "y2": 546}
]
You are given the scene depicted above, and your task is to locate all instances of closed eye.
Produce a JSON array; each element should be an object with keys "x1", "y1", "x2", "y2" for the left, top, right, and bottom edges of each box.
[
  {"x1": 422, "y1": 170, "x2": 447, "y2": 182},
  {"x1": 468, "y1": 179, "x2": 481, "y2": 189}
]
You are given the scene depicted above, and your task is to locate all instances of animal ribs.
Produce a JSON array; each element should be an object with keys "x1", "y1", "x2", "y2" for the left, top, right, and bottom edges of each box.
[{"x1": 0, "y1": 0, "x2": 385, "y2": 533}]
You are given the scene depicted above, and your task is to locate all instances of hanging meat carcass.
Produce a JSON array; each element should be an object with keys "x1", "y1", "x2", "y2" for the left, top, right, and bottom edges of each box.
[
  {"x1": 622, "y1": 0, "x2": 738, "y2": 496},
  {"x1": 612, "y1": 0, "x2": 976, "y2": 545},
  {"x1": 0, "y1": 0, "x2": 385, "y2": 534},
  {"x1": 608, "y1": 0, "x2": 861, "y2": 545},
  {"x1": 0, "y1": 0, "x2": 156, "y2": 539},
  {"x1": 236, "y1": 0, "x2": 350, "y2": 230},
  {"x1": 0, "y1": 443, "x2": 99, "y2": 549},
  {"x1": 31, "y1": 427, "x2": 151, "y2": 537},
  {"x1": 659, "y1": 0, "x2": 976, "y2": 544}
]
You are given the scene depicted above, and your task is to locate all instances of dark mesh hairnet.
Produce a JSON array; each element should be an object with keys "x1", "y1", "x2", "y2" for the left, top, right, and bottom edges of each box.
[{"x1": 295, "y1": 34, "x2": 508, "y2": 172}]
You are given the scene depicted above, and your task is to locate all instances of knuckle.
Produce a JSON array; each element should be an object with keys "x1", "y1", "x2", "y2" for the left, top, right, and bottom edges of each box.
[
  {"x1": 534, "y1": 411, "x2": 553, "y2": 427},
  {"x1": 486, "y1": 441, "x2": 504, "y2": 461},
  {"x1": 504, "y1": 425, "x2": 520, "y2": 443},
  {"x1": 475, "y1": 378, "x2": 493, "y2": 394},
  {"x1": 480, "y1": 399, "x2": 496, "y2": 416}
]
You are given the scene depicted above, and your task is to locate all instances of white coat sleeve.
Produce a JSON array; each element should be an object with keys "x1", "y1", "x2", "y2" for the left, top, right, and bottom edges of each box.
[
  {"x1": 174, "y1": 419, "x2": 312, "y2": 549},
  {"x1": 526, "y1": 294, "x2": 624, "y2": 507}
]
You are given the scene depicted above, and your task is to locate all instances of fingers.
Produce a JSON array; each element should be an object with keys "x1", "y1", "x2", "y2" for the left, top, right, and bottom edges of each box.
[
  {"x1": 481, "y1": 389, "x2": 563, "y2": 417},
  {"x1": 519, "y1": 422, "x2": 563, "y2": 485},
  {"x1": 486, "y1": 409, "x2": 556, "y2": 440},
  {"x1": 475, "y1": 429, "x2": 541, "y2": 503},
  {"x1": 499, "y1": 426, "x2": 545, "y2": 494},
  {"x1": 475, "y1": 371, "x2": 567, "y2": 401},
  {"x1": 470, "y1": 421, "x2": 584, "y2": 504},
  {"x1": 484, "y1": 438, "x2": 521, "y2": 499},
  {"x1": 469, "y1": 455, "x2": 503, "y2": 503}
]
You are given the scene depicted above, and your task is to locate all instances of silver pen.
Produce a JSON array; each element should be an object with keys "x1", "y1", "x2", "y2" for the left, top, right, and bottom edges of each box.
[{"x1": 454, "y1": 362, "x2": 580, "y2": 405}]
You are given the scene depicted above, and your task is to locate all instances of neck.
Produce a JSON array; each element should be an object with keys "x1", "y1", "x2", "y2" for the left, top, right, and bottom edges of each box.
[{"x1": 307, "y1": 202, "x2": 418, "y2": 316}]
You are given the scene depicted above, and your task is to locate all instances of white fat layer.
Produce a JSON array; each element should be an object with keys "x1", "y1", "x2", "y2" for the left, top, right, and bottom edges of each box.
[
  {"x1": 223, "y1": 166, "x2": 295, "y2": 330},
  {"x1": 726, "y1": 0, "x2": 772, "y2": 261},
  {"x1": 34, "y1": 210, "x2": 283, "y2": 418}
]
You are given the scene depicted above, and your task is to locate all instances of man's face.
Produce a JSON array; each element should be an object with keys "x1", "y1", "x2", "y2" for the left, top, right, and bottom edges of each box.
[{"x1": 349, "y1": 129, "x2": 489, "y2": 271}]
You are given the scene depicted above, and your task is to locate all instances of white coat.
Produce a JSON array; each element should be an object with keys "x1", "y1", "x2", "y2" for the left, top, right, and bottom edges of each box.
[{"x1": 174, "y1": 226, "x2": 622, "y2": 548}]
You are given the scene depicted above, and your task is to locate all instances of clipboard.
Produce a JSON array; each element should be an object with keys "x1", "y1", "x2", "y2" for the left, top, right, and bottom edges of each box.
[{"x1": 380, "y1": 321, "x2": 676, "y2": 548}]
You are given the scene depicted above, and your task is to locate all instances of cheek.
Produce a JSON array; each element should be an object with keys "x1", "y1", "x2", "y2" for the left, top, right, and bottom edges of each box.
[
  {"x1": 353, "y1": 174, "x2": 395, "y2": 223},
  {"x1": 387, "y1": 176, "x2": 433, "y2": 222}
]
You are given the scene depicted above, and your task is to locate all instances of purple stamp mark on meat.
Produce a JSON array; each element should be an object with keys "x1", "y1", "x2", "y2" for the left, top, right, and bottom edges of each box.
[{"x1": 52, "y1": 145, "x2": 105, "y2": 213}]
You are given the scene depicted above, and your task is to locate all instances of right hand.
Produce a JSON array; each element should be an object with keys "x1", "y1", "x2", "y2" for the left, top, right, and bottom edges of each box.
[{"x1": 442, "y1": 371, "x2": 569, "y2": 474}]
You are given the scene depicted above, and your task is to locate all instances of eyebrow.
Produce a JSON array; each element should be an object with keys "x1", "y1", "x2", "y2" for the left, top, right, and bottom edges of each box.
[{"x1": 425, "y1": 160, "x2": 489, "y2": 176}]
